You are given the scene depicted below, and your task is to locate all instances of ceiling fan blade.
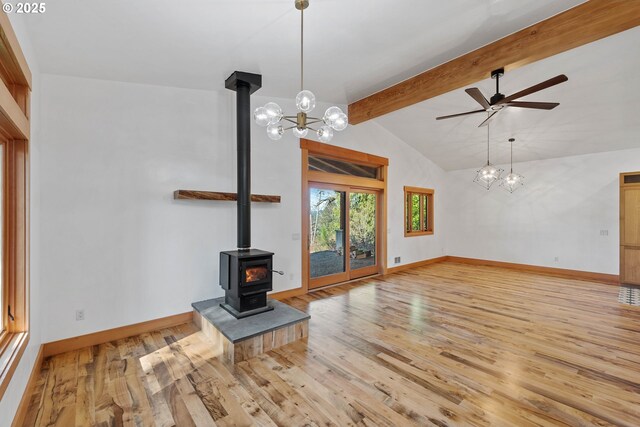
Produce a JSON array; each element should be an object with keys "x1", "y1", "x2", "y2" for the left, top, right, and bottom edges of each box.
[
  {"x1": 436, "y1": 109, "x2": 486, "y2": 120},
  {"x1": 496, "y1": 74, "x2": 568, "y2": 105},
  {"x1": 507, "y1": 101, "x2": 560, "y2": 110},
  {"x1": 478, "y1": 111, "x2": 499, "y2": 127},
  {"x1": 465, "y1": 88, "x2": 490, "y2": 109}
]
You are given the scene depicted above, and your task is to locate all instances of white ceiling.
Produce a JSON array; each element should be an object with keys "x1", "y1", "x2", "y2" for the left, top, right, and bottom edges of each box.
[
  {"x1": 24, "y1": 0, "x2": 583, "y2": 103},
  {"x1": 23, "y1": 0, "x2": 639, "y2": 170},
  {"x1": 375, "y1": 26, "x2": 640, "y2": 170}
]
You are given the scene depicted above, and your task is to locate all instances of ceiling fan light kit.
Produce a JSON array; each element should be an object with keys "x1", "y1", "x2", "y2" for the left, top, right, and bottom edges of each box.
[
  {"x1": 253, "y1": 0, "x2": 348, "y2": 142},
  {"x1": 438, "y1": 67, "x2": 565, "y2": 193}
]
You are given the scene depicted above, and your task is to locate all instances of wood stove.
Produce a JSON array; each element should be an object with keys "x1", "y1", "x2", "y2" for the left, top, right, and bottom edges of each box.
[
  {"x1": 219, "y1": 71, "x2": 279, "y2": 318},
  {"x1": 220, "y1": 249, "x2": 274, "y2": 318}
]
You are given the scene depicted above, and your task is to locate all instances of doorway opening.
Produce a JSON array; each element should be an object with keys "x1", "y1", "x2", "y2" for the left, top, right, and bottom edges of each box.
[{"x1": 301, "y1": 140, "x2": 388, "y2": 291}]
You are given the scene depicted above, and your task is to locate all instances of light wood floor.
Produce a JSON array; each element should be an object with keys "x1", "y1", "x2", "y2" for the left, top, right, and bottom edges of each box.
[{"x1": 23, "y1": 262, "x2": 640, "y2": 426}]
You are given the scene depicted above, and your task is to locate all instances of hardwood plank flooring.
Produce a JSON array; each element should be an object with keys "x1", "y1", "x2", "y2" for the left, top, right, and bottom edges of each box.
[{"x1": 23, "y1": 262, "x2": 640, "y2": 426}]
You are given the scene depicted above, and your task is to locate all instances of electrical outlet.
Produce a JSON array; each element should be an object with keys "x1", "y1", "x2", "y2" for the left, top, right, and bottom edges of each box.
[
  {"x1": 75, "y1": 309, "x2": 85, "y2": 321},
  {"x1": 394, "y1": 257, "x2": 401, "y2": 264},
  {"x1": 554, "y1": 257, "x2": 559, "y2": 262},
  {"x1": 600, "y1": 230, "x2": 609, "y2": 236}
]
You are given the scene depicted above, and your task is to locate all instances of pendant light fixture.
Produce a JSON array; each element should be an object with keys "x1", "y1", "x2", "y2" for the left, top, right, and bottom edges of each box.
[
  {"x1": 253, "y1": 0, "x2": 348, "y2": 142},
  {"x1": 499, "y1": 138, "x2": 525, "y2": 193},
  {"x1": 473, "y1": 119, "x2": 503, "y2": 190}
]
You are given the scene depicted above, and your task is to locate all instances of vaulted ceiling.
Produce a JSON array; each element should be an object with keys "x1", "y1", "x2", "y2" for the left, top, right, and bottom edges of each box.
[
  {"x1": 374, "y1": 26, "x2": 640, "y2": 170},
  {"x1": 23, "y1": 0, "x2": 640, "y2": 170},
  {"x1": 25, "y1": 0, "x2": 583, "y2": 103}
]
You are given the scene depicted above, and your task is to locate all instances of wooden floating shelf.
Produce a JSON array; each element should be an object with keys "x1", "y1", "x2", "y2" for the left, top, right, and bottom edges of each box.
[{"x1": 174, "y1": 190, "x2": 281, "y2": 203}]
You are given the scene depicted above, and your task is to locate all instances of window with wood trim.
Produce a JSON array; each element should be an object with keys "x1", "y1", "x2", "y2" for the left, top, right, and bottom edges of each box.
[
  {"x1": 0, "y1": 143, "x2": 4, "y2": 334},
  {"x1": 308, "y1": 154, "x2": 382, "y2": 179},
  {"x1": 0, "y1": 9, "x2": 32, "y2": 400},
  {"x1": 404, "y1": 186, "x2": 433, "y2": 236}
]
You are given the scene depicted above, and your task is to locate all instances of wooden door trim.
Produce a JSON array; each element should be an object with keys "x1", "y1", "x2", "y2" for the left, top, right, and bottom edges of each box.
[
  {"x1": 301, "y1": 147, "x2": 310, "y2": 294},
  {"x1": 620, "y1": 172, "x2": 640, "y2": 284},
  {"x1": 307, "y1": 185, "x2": 382, "y2": 287},
  {"x1": 620, "y1": 171, "x2": 640, "y2": 186},
  {"x1": 310, "y1": 271, "x2": 351, "y2": 289},
  {"x1": 380, "y1": 165, "x2": 388, "y2": 274},
  {"x1": 301, "y1": 140, "x2": 388, "y2": 293},
  {"x1": 301, "y1": 139, "x2": 389, "y2": 166}
]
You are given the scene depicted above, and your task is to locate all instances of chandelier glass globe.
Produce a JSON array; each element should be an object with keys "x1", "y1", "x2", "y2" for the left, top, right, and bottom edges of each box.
[
  {"x1": 264, "y1": 102, "x2": 283, "y2": 124},
  {"x1": 292, "y1": 127, "x2": 308, "y2": 138},
  {"x1": 331, "y1": 113, "x2": 348, "y2": 131},
  {"x1": 322, "y1": 106, "x2": 348, "y2": 131},
  {"x1": 323, "y1": 106, "x2": 342, "y2": 126},
  {"x1": 267, "y1": 124, "x2": 284, "y2": 140},
  {"x1": 317, "y1": 125, "x2": 333, "y2": 143},
  {"x1": 296, "y1": 90, "x2": 316, "y2": 113},
  {"x1": 253, "y1": 107, "x2": 270, "y2": 127}
]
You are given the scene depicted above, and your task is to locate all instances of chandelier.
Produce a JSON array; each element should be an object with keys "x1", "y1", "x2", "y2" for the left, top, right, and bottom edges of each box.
[
  {"x1": 499, "y1": 138, "x2": 525, "y2": 193},
  {"x1": 474, "y1": 119, "x2": 503, "y2": 190},
  {"x1": 253, "y1": 0, "x2": 348, "y2": 142}
]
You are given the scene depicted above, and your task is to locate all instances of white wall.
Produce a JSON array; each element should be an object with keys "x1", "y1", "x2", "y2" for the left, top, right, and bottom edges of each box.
[
  {"x1": 39, "y1": 75, "x2": 293, "y2": 342},
  {"x1": 3, "y1": 45, "x2": 636, "y2": 426},
  {"x1": 0, "y1": 14, "x2": 41, "y2": 427},
  {"x1": 37, "y1": 74, "x2": 447, "y2": 343},
  {"x1": 445, "y1": 148, "x2": 640, "y2": 274},
  {"x1": 345, "y1": 121, "x2": 448, "y2": 266}
]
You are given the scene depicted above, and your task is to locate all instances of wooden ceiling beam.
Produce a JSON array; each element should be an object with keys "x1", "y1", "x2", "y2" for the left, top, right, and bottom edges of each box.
[{"x1": 348, "y1": 0, "x2": 640, "y2": 124}]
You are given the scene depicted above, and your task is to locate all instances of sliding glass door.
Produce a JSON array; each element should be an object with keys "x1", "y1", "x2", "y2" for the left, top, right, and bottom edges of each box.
[
  {"x1": 349, "y1": 190, "x2": 378, "y2": 279},
  {"x1": 309, "y1": 184, "x2": 379, "y2": 289},
  {"x1": 309, "y1": 185, "x2": 349, "y2": 287}
]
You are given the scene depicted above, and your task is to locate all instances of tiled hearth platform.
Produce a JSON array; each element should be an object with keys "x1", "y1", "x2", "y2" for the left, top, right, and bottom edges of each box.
[{"x1": 192, "y1": 297, "x2": 310, "y2": 363}]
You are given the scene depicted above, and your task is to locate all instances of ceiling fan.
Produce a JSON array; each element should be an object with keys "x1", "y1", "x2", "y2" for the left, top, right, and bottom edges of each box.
[{"x1": 436, "y1": 68, "x2": 568, "y2": 127}]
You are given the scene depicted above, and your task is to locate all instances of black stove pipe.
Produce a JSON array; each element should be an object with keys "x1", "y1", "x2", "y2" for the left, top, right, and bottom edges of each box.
[
  {"x1": 225, "y1": 71, "x2": 262, "y2": 251},
  {"x1": 236, "y1": 82, "x2": 251, "y2": 250}
]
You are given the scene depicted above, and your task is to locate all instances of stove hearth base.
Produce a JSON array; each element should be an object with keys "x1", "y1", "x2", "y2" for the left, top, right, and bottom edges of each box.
[
  {"x1": 192, "y1": 297, "x2": 309, "y2": 364},
  {"x1": 219, "y1": 301, "x2": 274, "y2": 319}
]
